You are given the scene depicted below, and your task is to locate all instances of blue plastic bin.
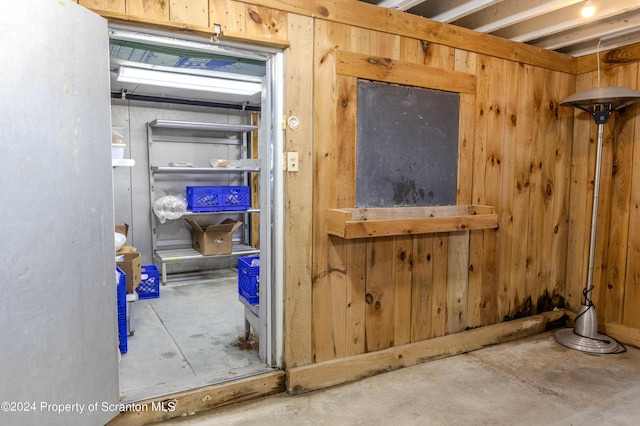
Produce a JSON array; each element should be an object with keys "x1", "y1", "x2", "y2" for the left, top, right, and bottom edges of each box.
[
  {"x1": 238, "y1": 256, "x2": 259, "y2": 305},
  {"x1": 186, "y1": 185, "x2": 250, "y2": 212},
  {"x1": 136, "y1": 264, "x2": 160, "y2": 299}
]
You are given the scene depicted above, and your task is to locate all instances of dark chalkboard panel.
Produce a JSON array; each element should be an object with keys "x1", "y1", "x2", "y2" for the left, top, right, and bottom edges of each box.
[{"x1": 356, "y1": 81, "x2": 460, "y2": 208}]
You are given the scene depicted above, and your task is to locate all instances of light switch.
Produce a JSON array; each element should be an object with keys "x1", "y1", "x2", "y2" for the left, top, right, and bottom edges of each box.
[{"x1": 287, "y1": 151, "x2": 299, "y2": 172}]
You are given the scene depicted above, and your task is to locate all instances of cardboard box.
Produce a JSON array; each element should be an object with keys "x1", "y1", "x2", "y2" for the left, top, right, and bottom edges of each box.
[
  {"x1": 117, "y1": 245, "x2": 137, "y2": 255},
  {"x1": 115, "y1": 224, "x2": 129, "y2": 237},
  {"x1": 116, "y1": 252, "x2": 142, "y2": 293},
  {"x1": 183, "y1": 217, "x2": 242, "y2": 256}
]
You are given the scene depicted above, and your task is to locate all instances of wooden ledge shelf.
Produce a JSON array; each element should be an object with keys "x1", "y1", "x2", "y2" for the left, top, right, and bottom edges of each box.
[{"x1": 327, "y1": 205, "x2": 498, "y2": 239}]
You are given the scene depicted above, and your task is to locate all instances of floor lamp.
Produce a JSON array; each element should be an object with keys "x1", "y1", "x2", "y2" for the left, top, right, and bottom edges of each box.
[{"x1": 555, "y1": 86, "x2": 640, "y2": 354}]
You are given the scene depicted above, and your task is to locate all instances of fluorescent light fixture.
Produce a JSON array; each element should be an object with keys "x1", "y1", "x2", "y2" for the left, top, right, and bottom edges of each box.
[
  {"x1": 117, "y1": 66, "x2": 261, "y2": 96},
  {"x1": 581, "y1": 0, "x2": 595, "y2": 19}
]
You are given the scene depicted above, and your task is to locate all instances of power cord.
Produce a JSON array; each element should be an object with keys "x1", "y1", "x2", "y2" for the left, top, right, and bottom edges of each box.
[{"x1": 570, "y1": 285, "x2": 627, "y2": 354}]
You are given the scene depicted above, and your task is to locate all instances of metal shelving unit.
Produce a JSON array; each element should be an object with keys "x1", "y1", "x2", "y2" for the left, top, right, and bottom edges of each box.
[{"x1": 148, "y1": 119, "x2": 260, "y2": 284}]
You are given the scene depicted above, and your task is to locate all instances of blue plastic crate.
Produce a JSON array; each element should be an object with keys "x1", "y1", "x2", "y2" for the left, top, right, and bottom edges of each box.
[
  {"x1": 186, "y1": 186, "x2": 250, "y2": 212},
  {"x1": 118, "y1": 312, "x2": 127, "y2": 354},
  {"x1": 116, "y1": 267, "x2": 127, "y2": 353},
  {"x1": 238, "y1": 256, "x2": 259, "y2": 305},
  {"x1": 116, "y1": 267, "x2": 126, "y2": 316},
  {"x1": 136, "y1": 264, "x2": 160, "y2": 299}
]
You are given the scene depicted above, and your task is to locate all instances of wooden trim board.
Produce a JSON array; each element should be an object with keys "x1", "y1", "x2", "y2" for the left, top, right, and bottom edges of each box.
[
  {"x1": 336, "y1": 50, "x2": 476, "y2": 94},
  {"x1": 602, "y1": 322, "x2": 640, "y2": 348},
  {"x1": 286, "y1": 310, "x2": 566, "y2": 395},
  {"x1": 107, "y1": 371, "x2": 285, "y2": 425}
]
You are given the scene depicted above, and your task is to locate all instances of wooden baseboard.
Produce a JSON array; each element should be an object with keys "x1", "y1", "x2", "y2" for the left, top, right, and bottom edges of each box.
[
  {"x1": 107, "y1": 370, "x2": 285, "y2": 426},
  {"x1": 602, "y1": 322, "x2": 640, "y2": 348},
  {"x1": 287, "y1": 310, "x2": 567, "y2": 395}
]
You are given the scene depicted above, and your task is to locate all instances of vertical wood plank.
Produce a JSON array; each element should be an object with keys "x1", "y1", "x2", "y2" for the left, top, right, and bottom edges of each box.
[
  {"x1": 369, "y1": 31, "x2": 400, "y2": 59},
  {"x1": 283, "y1": 13, "x2": 314, "y2": 368},
  {"x1": 336, "y1": 73, "x2": 358, "y2": 356},
  {"x1": 430, "y1": 234, "x2": 448, "y2": 337},
  {"x1": 454, "y1": 49, "x2": 477, "y2": 206},
  {"x1": 434, "y1": 44, "x2": 456, "y2": 70},
  {"x1": 399, "y1": 37, "x2": 422, "y2": 65},
  {"x1": 346, "y1": 239, "x2": 367, "y2": 356},
  {"x1": 524, "y1": 66, "x2": 545, "y2": 311},
  {"x1": 209, "y1": 0, "x2": 245, "y2": 33},
  {"x1": 327, "y1": 235, "x2": 347, "y2": 358},
  {"x1": 566, "y1": 72, "x2": 595, "y2": 311},
  {"x1": 509, "y1": 63, "x2": 535, "y2": 318},
  {"x1": 605, "y1": 64, "x2": 638, "y2": 322},
  {"x1": 245, "y1": 5, "x2": 288, "y2": 41},
  {"x1": 537, "y1": 69, "x2": 559, "y2": 306},
  {"x1": 467, "y1": 54, "x2": 489, "y2": 329},
  {"x1": 623, "y1": 66, "x2": 640, "y2": 328},
  {"x1": 365, "y1": 237, "x2": 395, "y2": 351},
  {"x1": 497, "y1": 59, "x2": 518, "y2": 319},
  {"x1": 592, "y1": 67, "x2": 617, "y2": 311},
  {"x1": 446, "y1": 231, "x2": 469, "y2": 333},
  {"x1": 479, "y1": 56, "x2": 505, "y2": 325},
  {"x1": 312, "y1": 20, "x2": 349, "y2": 363},
  {"x1": 549, "y1": 70, "x2": 573, "y2": 311},
  {"x1": 394, "y1": 236, "x2": 413, "y2": 345},
  {"x1": 411, "y1": 234, "x2": 433, "y2": 342},
  {"x1": 169, "y1": 0, "x2": 208, "y2": 26},
  {"x1": 127, "y1": 0, "x2": 168, "y2": 20},
  {"x1": 78, "y1": 0, "x2": 125, "y2": 12}
]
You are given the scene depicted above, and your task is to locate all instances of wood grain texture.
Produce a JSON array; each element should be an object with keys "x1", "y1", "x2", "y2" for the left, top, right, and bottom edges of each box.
[
  {"x1": 623, "y1": 70, "x2": 640, "y2": 328},
  {"x1": 411, "y1": 234, "x2": 434, "y2": 342},
  {"x1": 236, "y1": 0, "x2": 574, "y2": 72},
  {"x1": 245, "y1": 4, "x2": 287, "y2": 41},
  {"x1": 336, "y1": 50, "x2": 476, "y2": 94},
  {"x1": 479, "y1": 55, "x2": 505, "y2": 325},
  {"x1": 497, "y1": 60, "x2": 518, "y2": 319},
  {"x1": 509, "y1": 63, "x2": 535, "y2": 319},
  {"x1": 603, "y1": 64, "x2": 638, "y2": 323},
  {"x1": 209, "y1": 0, "x2": 245, "y2": 33},
  {"x1": 169, "y1": 0, "x2": 208, "y2": 26},
  {"x1": 287, "y1": 311, "x2": 567, "y2": 395},
  {"x1": 312, "y1": 20, "x2": 350, "y2": 363},
  {"x1": 365, "y1": 237, "x2": 396, "y2": 351},
  {"x1": 78, "y1": 0, "x2": 125, "y2": 12},
  {"x1": 108, "y1": 371, "x2": 285, "y2": 425},
  {"x1": 127, "y1": 0, "x2": 168, "y2": 20},
  {"x1": 282, "y1": 13, "x2": 314, "y2": 368}
]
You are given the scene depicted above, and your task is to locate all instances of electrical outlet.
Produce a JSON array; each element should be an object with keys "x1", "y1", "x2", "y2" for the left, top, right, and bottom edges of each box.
[{"x1": 287, "y1": 151, "x2": 299, "y2": 172}]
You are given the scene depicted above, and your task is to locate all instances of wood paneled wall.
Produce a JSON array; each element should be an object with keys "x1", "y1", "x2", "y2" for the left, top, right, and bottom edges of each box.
[
  {"x1": 310, "y1": 20, "x2": 575, "y2": 362},
  {"x1": 80, "y1": 0, "x2": 640, "y2": 373}
]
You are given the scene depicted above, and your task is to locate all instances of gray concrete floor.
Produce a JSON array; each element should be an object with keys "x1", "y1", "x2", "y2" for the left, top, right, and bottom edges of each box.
[
  {"x1": 157, "y1": 330, "x2": 640, "y2": 425},
  {"x1": 119, "y1": 269, "x2": 269, "y2": 402}
]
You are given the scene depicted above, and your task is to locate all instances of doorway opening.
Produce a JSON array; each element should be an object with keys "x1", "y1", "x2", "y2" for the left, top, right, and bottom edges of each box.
[{"x1": 109, "y1": 27, "x2": 284, "y2": 402}]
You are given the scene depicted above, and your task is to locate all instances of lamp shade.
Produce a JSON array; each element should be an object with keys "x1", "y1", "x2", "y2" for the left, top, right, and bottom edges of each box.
[{"x1": 560, "y1": 86, "x2": 640, "y2": 113}]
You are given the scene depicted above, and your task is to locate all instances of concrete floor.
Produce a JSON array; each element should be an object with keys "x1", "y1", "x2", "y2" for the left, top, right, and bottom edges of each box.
[
  {"x1": 157, "y1": 330, "x2": 640, "y2": 425},
  {"x1": 119, "y1": 269, "x2": 269, "y2": 401}
]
